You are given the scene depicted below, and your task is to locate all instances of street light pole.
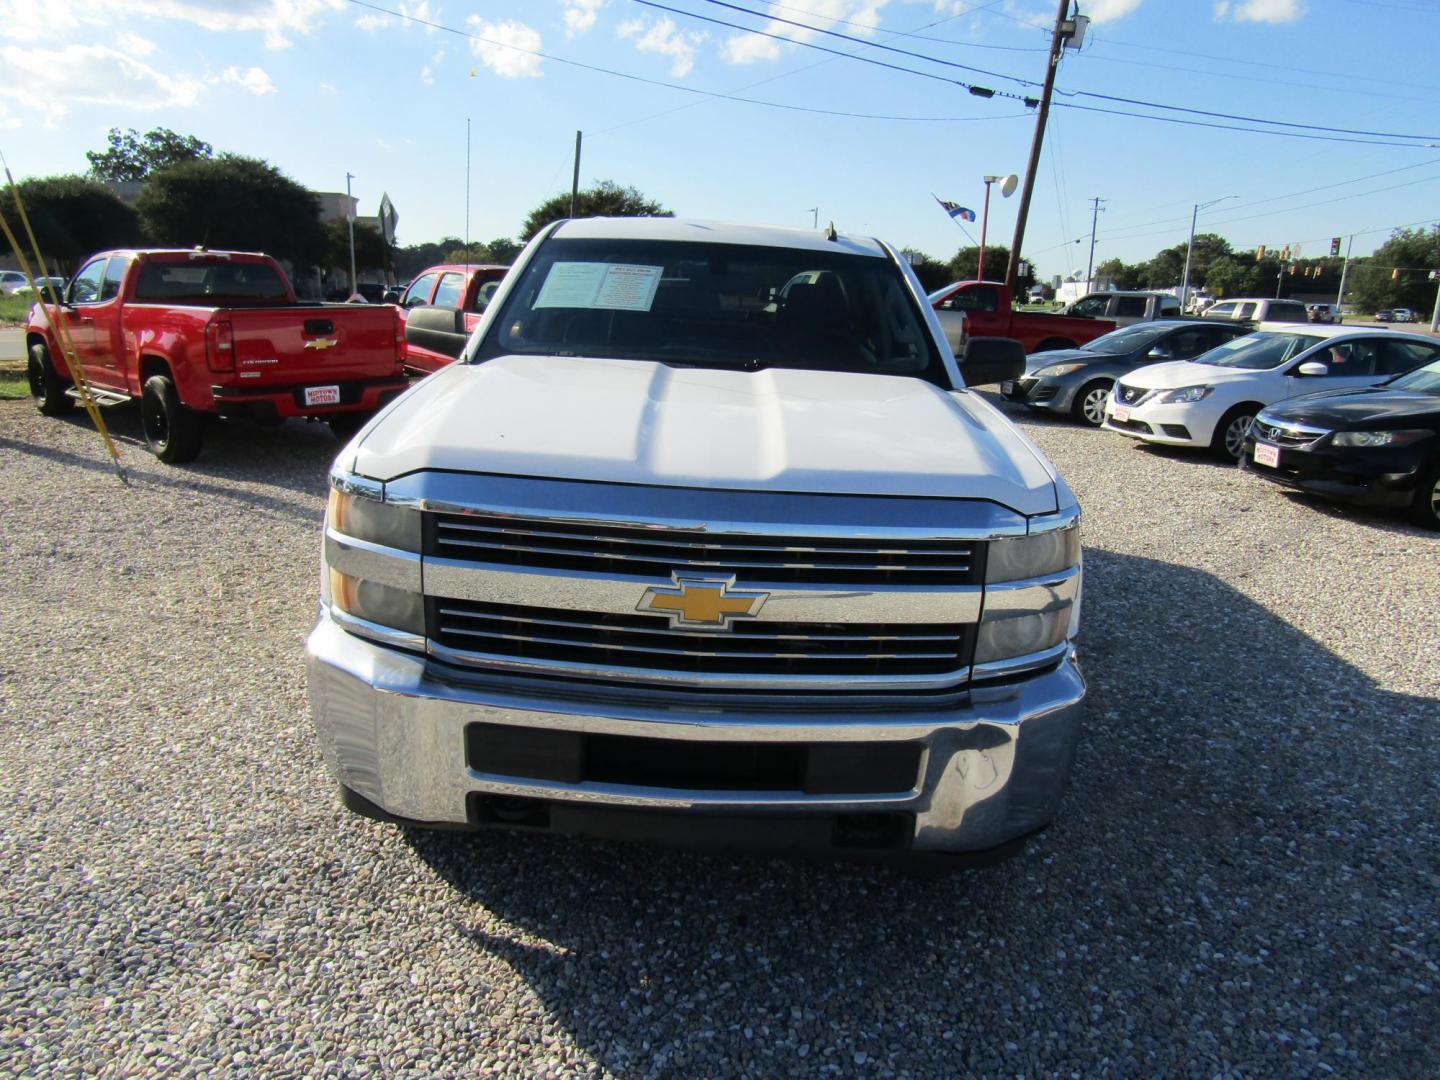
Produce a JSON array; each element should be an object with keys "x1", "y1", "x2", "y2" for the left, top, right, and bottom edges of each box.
[
  {"x1": 1180, "y1": 194, "x2": 1236, "y2": 312},
  {"x1": 345, "y1": 172, "x2": 358, "y2": 298},
  {"x1": 1084, "y1": 196, "x2": 1105, "y2": 289},
  {"x1": 978, "y1": 177, "x2": 996, "y2": 282}
]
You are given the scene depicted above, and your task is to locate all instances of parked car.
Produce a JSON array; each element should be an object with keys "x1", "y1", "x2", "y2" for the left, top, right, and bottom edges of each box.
[
  {"x1": 1002, "y1": 318, "x2": 1251, "y2": 425},
  {"x1": 395, "y1": 262, "x2": 510, "y2": 374},
  {"x1": 1062, "y1": 291, "x2": 1182, "y2": 327},
  {"x1": 929, "y1": 279, "x2": 1115, "y2": 354},
  {"x1": 12, "y1": 275, "x2": 67, "y2": 299},
  {"x1": 1391, "y1": 308, "x2": 1417, "y2": 323},
  {"x1": 1375, "y1": 309, "x2": 1394, "y2": 322},
  {"x1": 1241, "y1": 349, "x2": 1440, "y2": 528},
  {"x1": 1307, "y1": 303, "x2": 1342, "y2": 324},
  {"x1": 310, "y1": 216, "x2": 1084, "y2": 865},
  {"x1": 1103, "y1": 326, "x2": 1439, "y2": 459},
  {"x1": 25, "y1": 248, "x2": 409, "y2": 462},
  {"x1": 0, "y1": 269, "x2": 29, "y2": 294},
  {"x1": 1201, "y1": 298, "x2": 1310, "y2": 326}
]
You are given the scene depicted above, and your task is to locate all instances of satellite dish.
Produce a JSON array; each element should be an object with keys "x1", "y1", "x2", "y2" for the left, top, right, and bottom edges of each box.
[{"x1": 1000, "y1": 174, "x2": 1019, "y2": 198}]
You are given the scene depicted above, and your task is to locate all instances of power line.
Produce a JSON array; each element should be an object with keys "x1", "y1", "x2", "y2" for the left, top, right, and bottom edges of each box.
[{"x1": 758, "y1": 0, "x2": 1048, "y2": 52}]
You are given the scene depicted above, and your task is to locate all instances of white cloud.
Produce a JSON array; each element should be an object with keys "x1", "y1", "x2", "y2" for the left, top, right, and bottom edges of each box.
[
  {"x1": 356, "y1": 1, "x2": 438, "y2": 34},
  {"x1": 117, "y1": 32, "x2": 158, "y2": 57},
  {"x1": 218, "y1": 66, "x2": 277, "y2": 95},
  {"x1": 720, "y1": 0, "x2": 891, "y2": 66},
  {"x1": 319, "y1": 81, "x2": 338, "y2": 95},
  {"x1": 561, "y1": 0, "x2": 607, "y2": 36},
  {"x1": 1214, "y1": 0, "x2": 1305, "y2": 23},
  {"x1": 466, "y1": 17, "x2": 543, "y2": 78},
  {"x1": 618, "y1": 16, "x2": 706, "y2": 78},
  {"x1": 420, "y1": 65, "x2": 435, "y2": 85},
  {"x1": 1086, "y1": 0, "x2": 1146, "y2": 21},
  {"x1": 0, "y1": 43, "x2": 203, "y2": 123},
  {"x1": 0, "y1": 0, "x2": 347, "y2": 50}
]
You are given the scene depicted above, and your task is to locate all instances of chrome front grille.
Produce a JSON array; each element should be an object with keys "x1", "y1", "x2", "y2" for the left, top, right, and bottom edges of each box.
[
  {"x1": 428, "y1": 513, "x2": 983, "y2": 586},
  {"x1": 1253, "y1": 419, "x2": 1327, "y2": 447},
  {"x1": 1114, "y1": 383, "x2": 1150, "y2": 406},
  {"x1": 429, "y1": 599, "x2": 973, "y2": 688}
]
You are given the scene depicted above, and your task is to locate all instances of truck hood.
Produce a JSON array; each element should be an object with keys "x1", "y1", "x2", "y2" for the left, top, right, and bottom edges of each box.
[
  {"x1": 1119, "y1": 359, "x2": 1269, "y2": 390},
  {"x1": 352, "y1": 354, "x2": 1059, "y2": 515}
]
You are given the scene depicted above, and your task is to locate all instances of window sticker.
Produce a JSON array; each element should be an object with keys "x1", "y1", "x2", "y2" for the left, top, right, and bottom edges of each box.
[{"x1": 534, "y1": 262, "x2": 664, "y2": 312}]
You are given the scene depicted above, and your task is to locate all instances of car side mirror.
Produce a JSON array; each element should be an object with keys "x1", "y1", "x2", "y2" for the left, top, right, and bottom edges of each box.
[
  {"x1": 1296, "y1": 361, "x2": 1328, "y2": 377},
  {"x1": 405, "y1": 305, "x2": 469, "y2": 360},
  {"x1": 957, "y1": 336, "x2": 1026, "y2": 388},
  {"x1": 1146, "y1": 346, "x2": 1172, "y2": 360}
]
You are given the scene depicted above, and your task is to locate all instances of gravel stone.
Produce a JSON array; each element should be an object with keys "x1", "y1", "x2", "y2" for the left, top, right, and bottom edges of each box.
[{"x1": 0, "y1": 395, "x2": 1436, "y2": 1077}]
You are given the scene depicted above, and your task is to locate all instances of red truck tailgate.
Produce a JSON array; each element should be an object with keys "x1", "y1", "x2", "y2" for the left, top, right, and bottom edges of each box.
[{"x1": 221, "y1": 305, "x2": 402, "y2": 392}]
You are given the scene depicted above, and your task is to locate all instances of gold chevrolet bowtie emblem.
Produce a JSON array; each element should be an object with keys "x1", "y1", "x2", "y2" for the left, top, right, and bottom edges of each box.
[
  {"x1": 638, "y1": 575, "x2": 769, "y2": 631},
  {"x1": 304, "y1": 337, "x2": 339, "y2": 350}
]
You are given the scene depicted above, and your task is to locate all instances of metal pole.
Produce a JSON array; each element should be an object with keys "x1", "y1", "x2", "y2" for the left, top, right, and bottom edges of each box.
[
  {"x1": 1005, "y1": 0, "x2": 1071, "y2": 290},
  {"x1": 1430, "y1": 275, "x2": 1440, "y2": 333},
  {"x1": 810, "y1": 207, "x2": 818, "y2": 228},
  {"x1": 570, "y1": 131, "x2": 582, "y2": 219},
  {"x1": 345, "y1": 172, "x2": 357, "y2": 296},
  {"x1": 465, "y1": 118, "x2": 471, "y2": 251},
  {"x1": 1336, "y1": 234, "x2": 1354, "y2": 310},
  {"x1": 978, "y1": 179, "x2": 993, "y2": 282},
  {"x1": 1084, "y1": 196, "x2": 1103, "y2": 289},
  {"x1": 1180, "y1": 203, "x2": 1199, "y2": 312}
]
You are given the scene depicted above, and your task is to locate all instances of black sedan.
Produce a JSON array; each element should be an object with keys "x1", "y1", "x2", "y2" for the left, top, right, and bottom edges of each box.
[
  {"x1": 1240, "y1": 351, "x2": 1440, "y2": 528},
  {"x1": 1001, "y1": 319, "x2": 1250, "y2": 425}
]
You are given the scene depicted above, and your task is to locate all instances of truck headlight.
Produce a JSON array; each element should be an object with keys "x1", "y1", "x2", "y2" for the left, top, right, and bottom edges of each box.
[
  {"x1": 324, "y1": 469, "x2": 425, "y2": 642},
  {"x1": 1161, "y1": 385, "x2": 1213, "y2": 404},
  {"x1": 326, "y1": 471, "x2": 421, "y2": 552},
  {"x1": 328, "y1": 569, "x2": 426, "y2": 636},
  {"x1": 976, "y1": 522, "x2": 1081, "y2": 673}
]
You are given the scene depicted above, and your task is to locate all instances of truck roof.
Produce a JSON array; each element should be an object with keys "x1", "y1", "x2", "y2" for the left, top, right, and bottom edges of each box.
[
  {"x1": 87, "y1": 248, "x2": 276, "y2": 263},
  {"x1": 549, "y1": 217, "x2": 890, "y2": 259}
]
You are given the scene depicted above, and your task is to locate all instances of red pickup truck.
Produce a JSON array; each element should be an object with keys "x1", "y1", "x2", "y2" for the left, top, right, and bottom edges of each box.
[
  {"x1": 25, "y1": 248, "x2": 409, "y2": 462},
  {"x1": 928, "y1": 280, "x2": 1116, "y2": 354},
  {"x1": 396, "y1": 262, "x2": 509, "y2": 374}
]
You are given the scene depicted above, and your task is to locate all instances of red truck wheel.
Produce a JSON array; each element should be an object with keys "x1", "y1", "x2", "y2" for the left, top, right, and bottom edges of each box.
[
  {"x1": 28, "y1": 343, "x2": 75, "y2": 417},
  {"x1": 141, "y1": 375, "x2": 203, "y2": 464}
]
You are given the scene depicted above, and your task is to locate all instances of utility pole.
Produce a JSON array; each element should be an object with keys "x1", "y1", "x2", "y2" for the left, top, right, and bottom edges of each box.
[
  {"x1": 465, "y1": 118, "x2": 471, "y2": 252},
  {"x1": 808, "y1": 207, "x2": 818, "y2": 228},
  {"x1": 1005, "y1": 0, "x2": 1072, "y2": 291},
  {"x1": 345, "y1": 172, "x2": 357, "y2": 297},
  {"x1": 570, "y1": 131, "x2": 582, "y2": 219},
  {"x1": 1335, "y1": 234, "x2": 1354, "y2": 310},
  {"x1": 1084, "y1": 196, "x2": 1105, "y2": 288},
  {"x1": 1180, "y1": 195, "x2": 1236, "y2": 312}
]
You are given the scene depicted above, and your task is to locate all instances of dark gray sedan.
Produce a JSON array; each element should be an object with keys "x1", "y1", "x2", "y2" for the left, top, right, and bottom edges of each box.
[{"x1": 1001, "y1": 319, "x2": 1251, "y2": 425}]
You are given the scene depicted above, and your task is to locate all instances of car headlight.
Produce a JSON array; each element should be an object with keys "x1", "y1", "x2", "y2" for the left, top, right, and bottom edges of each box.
[
  {"x1": 324, "y1": 469, "x2": 425, "y2": 641},
  {"x1": 1161, "y1": 385, "x2": 1213, "y2": 404},
  {"x1": 976, "y1": 522, "x2": 1081, "y2": 674},
  {"x1": 1330, "y1": 429, "x2": 1432, "y2": 448},
  {"x1": 1033, "y1": 362, "x2": 1085, "y2": 378}
]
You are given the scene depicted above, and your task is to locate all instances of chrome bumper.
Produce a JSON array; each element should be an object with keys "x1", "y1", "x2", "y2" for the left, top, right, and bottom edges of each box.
[{"x1": 306, "y1": 610, "x2": 1085, "y2": 856}]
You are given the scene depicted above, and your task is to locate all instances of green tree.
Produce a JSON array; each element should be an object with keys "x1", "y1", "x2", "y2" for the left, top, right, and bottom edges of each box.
[
  {"x1": 1094, "y1": 257, "x2": 1143, "y2": 291},
  {"x1": 324, "y1": 220, "x2": 388, "y2": 272},
  {"x1": 86, "y1": 127, "x2": 213, "y2": 182},
  {"x1": 1347, "y1": 227, "x2": 1440, "y2": 313},
  {"x1": 0, "y1": 175, "x2": 142, "y2": 268},
  {"x1": 521, "y1": 180, "x2": 672, "y2": 242},
  {"x1": 137, "y1": 155, "x2": 327, "y2": 266},
  {"x1": 945, "y1": 245, "x2": 1035, "y2": 291},
  {"x1": 394, "y1": 237, "x2": 462, "y2": 278},
  {"x1": 484, "y1": 236, "x2": 522, "y2": 265},
  {"x1": 899, "y1": 247, "x2": 951, "y2": 292}
]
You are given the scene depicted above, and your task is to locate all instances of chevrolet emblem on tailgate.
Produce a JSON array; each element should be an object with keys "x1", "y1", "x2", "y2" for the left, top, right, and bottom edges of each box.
[
  {"x1": 304, "y1": 337, "x2": 339, "y2": 350},
  {"x1": 638, "y1": 575, "x2": 768, "y2": 631}
]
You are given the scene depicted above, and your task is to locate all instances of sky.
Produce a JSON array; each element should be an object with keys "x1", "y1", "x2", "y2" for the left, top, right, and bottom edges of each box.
[{"x1": 1, "y1": 0, "x2": 1437, "y2": 282}]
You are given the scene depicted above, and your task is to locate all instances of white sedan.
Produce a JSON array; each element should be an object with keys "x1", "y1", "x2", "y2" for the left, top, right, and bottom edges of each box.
[{"x1": 1102, "y1": 326, "x2": 1440, "y2": 459}]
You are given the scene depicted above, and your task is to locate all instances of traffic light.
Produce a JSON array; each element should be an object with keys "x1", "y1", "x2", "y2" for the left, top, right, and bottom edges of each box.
[
  {"x1": 1330, "y1": 237, "x2": 1341, "y2": 257},
  {"x1": 1255, "y1": 245, "x2": 1266, "y2": 261},
  {"x1": 1392, "y1": 268, "x2": 1400, "y2": 280}
]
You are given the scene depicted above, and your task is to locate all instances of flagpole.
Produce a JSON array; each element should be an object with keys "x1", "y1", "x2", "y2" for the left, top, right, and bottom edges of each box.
[{"x1": 978, "y1": 178, "x2": 995, "y2": 282}]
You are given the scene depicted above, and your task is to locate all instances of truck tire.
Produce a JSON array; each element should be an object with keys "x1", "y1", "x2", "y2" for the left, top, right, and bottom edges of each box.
[
  {"x1": 1210, "y1": 404, "x2": 1260, "y2": 461},
  {"x1": 140, "y1": 374, "x2": 203, "y2": 464},
  {"x1": 27, "y1": 342, "x2": 74, "y2": 417},
  {"x1": 1072, "y1": 379, "x2": 1113, "y2": 426},
  {"x1": 1035, "y1": 338, "x2": 1073, "y2": 353},
  {"x1": 1411, "y1": 459, "x2": 1440, "y2": 530}
]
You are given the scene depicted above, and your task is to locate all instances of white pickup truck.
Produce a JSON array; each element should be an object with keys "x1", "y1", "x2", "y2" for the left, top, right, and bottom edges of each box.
[{"x1": 307, "y1": 218, "x2": 1084, "y2": 866}]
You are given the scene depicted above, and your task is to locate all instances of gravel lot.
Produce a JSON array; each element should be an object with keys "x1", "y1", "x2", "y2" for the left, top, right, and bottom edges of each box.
[{"x1": 2, "y1": 394, "x2": 1436, "y2": 1078}]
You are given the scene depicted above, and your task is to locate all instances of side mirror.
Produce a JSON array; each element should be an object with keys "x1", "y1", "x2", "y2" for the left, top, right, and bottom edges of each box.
[
  {"x1": 1146, "y1": 346, "x2": 1172, "y2": 360},
  {"x1": 405, "y1": 305, "x2": 469, "y2": 360},
  {"x1": 381, "y1": 289, "x2": 402, "y2": 305},
  {"x1": 1296, "y1": 361, "x2": 1328, "y2": 377},
  {"x1": 957, "y1": 336, "x2": 1026, "y2": 388}
]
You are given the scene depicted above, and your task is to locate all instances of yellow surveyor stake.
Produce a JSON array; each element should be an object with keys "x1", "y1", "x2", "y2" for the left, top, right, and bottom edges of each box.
[{"x1": 0, "y1": 156, "x2": 128, "y2": 485}]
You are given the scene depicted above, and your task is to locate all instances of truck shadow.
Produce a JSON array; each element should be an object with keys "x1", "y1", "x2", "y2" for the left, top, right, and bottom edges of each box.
[{"x1": 399, "y1": 548, "x2": 1438, "y2": 1075}]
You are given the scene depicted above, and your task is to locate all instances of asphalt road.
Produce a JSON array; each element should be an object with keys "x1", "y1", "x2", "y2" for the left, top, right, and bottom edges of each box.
[{"x1": 1, "y1": 395, "x2": 1437, "y2": 1077}]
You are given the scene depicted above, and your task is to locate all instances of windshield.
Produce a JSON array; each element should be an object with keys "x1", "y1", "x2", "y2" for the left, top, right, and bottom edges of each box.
[
  {"x1": 478, "y1": 238, "x2": 947, "y2": 383},
  {"x1": 1389, "y1": 357, "x2": 1440, "y2": 395},
  {"x1": 1193, "y1": 331, "x2": 1321, "y2": 370},
  {"x1": 1081, "y1": 323, "x2": 1169, "y2": 355},
  {"x1": 133, "y1": 260, "x2": 289, "y2": 305},
  {"x1": 926, "y1": 282, "x2": 960, "y2": 304}
]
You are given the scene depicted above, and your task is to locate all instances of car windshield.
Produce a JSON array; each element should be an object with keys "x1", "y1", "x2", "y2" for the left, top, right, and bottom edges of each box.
[
  {"x1": 478, "y1": 238, "x2": 947, "y2": 383},
  {"x1": 1193, "y1": 331, "x2": 1322, "y2": 370},
  {"x1": 1081, "y1": 323, "x2": 1169, "y2": 355},
  {"x1": 1388, "y1": 357, "x2": 1440, "y2": 395}
]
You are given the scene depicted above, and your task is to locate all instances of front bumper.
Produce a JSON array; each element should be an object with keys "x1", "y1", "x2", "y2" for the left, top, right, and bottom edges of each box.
[
  {"x1": 306, "y1": 610, "x2": 1085, "y2": 858},
  {"x1": 1102, "y1": 397, "x2": 1208, "y2": 448},
  {"x1": 1004, "y1": 375, "x2": 1074, "y2": 413},
  {"x1": 1239, "y1": 438, "x2": 1423, "y2": 508}
]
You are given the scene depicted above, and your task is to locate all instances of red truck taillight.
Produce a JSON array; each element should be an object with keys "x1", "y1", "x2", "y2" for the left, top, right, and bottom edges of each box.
[
  {"x1": 206, "y1": 320, "x2": 235, "y2": 372},
  {"x1": 394, "y1": 309, "x2": 406, "y2": 371}
]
